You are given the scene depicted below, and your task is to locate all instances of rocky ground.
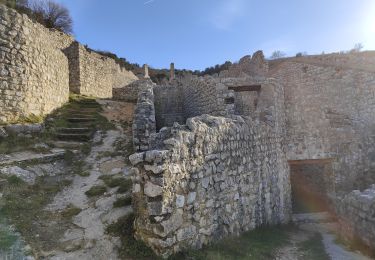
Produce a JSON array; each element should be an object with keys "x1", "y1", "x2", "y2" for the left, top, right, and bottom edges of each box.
[
  {"x1": 275, "y1": 215, "x2": 372, "y2": 260},
  {"x1": 44, "y1": 100, "x2": 135, "y2": 259},
  {"x1": 0, "y1": 99, "x2": 137, "y2": 259},
  {"x1": 0, "y1": 99, "x2": 373, "y2": 260}
]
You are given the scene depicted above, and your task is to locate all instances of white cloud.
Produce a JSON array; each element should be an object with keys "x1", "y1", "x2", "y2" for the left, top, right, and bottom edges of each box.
[{"x1": 209, "y1": 0, "x2": 246, "y2": 30}]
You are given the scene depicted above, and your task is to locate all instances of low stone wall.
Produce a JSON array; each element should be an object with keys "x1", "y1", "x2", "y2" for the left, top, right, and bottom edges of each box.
[
  {"x1": 0, "y1": 4, "x2": 72, "y2": 123},
  {"x1": 65, "y1": 43, "x2": 138, "y2": 98},
  {"x1": 113, "y1": 79, "x2": 153, "y2": 102},
  {"x1": 130, "y1": 115, "x2": 291, "y2": 257},
  {"x1": 336, "y1": 185, "x2": 375, "y2": 250}
]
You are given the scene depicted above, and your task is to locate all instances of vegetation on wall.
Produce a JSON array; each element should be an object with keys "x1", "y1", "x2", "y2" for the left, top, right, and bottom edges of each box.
[{"x1": 0, "y1": 0, "x2": 73, "y2": 34}]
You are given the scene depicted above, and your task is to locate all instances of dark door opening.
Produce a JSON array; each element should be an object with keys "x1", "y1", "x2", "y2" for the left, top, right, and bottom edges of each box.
[{"x1": 289, "y1": 159, "x2": 334, "y2": 213}]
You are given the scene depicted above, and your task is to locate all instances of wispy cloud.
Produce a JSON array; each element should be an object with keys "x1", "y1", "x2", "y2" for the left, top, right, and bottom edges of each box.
[
  {"x1": 209, "y1": 0, "x2": 246, "y2": 30},
  {"x1": 144, "y1": 0, "x2": 155, "y2": 5}
]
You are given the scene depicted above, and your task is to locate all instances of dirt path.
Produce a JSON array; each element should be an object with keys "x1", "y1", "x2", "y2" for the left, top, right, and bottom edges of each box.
[
  {"x1": 275, "y1": 217, "x2": 373, "y2": 260},
  {"x1": 43, "y1": 100, "x2": 135, "y2": 259}
]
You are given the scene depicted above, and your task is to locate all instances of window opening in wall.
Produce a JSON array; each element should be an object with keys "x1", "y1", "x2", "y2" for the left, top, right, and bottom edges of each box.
[
  {"x1": 228, "y1": 85, "x2": 261, "y2": 92},
  {"x1": 225, "y1": 97, "x2": 235, "y2": 104},
  {"x1": 228, "y1": 85, "x2": 261, "y2": 116}
]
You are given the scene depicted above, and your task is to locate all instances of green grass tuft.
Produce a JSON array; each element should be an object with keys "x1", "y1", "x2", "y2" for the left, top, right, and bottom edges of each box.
[
  {"x1": 117, "y1": 179, "x2": 132, "y2": 193},
  {"x1": 0, "y1": 226, "x2": 18, "y2": 251},
  {"x1": 106, "y1": 213, "x2": 156, "y2": 259},
  {"x1": 171, "y1": 225, "x2": 294, "y2": 260},
  {"x1": 99, "y1": 175, "x2": 131, "y2": 190},
  {"x1": 113, "y1": 196, "x2": 132, "y2": 208},
  {"x1": 61, "y1": 205, "x2": 82, "y2": 219},
  {"x1": 298, "y1": 233, "x2": 330, "y2": 260},
  {"x1": 85, "y1": 185, "x2": 107, "y2": 197},
  {"x1": 6, "y1": 175, "x2": 25, "y2": 186}
]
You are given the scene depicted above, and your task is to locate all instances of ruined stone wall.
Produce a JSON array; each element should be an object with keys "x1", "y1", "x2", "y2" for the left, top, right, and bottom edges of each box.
[
  {"x1": 181, "y1": 76, "x2": 230, "y2": 119},
  {"x1": 113, "y1": 79, "x2": 152, "y2": 102},
  {"x1": 271, "y1": 51, "x2": 375, "y2": 73},
  {"x1": 132, "y1": 81, "x2": 157, "y2": 152},
  {"x1": 336, "y1": 185, "x2": 375, "y2": 250},
  {"x1": 220, "y1": 51, "x2": 269, "y2": 78},
  {"x1": 272, "y1": 61, "x2": 375, "y2": 192},
  {"x1": 154, "y1": 85, "x2": 185, "y2": 130},
  {"x1": 0, "y1": 4, "x2": 72, "y2": 123},
  {"x1": 130, "y1": 76, "x2": 290, "y2": 256},
  {"x1": 151, "y1": 76, "x2": 234, "y2": 130},
  {"x1": 130, "y1": 115, "x2": 291, "y2": 257},
  {"x1": 66, "y1": 43, "x2": 137, "y2": 98}
]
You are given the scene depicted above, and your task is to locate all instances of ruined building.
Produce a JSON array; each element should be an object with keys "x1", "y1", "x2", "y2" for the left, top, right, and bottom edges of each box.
[
  {"x1": 1, "y1": 3, "x2": 375, "y2": 258},
  {"x1": 130, "y1": 51, "x2": 375, "y2": 256},
  {"x1": 0, "y1": 5, "x2": 137, "y2": 123}
]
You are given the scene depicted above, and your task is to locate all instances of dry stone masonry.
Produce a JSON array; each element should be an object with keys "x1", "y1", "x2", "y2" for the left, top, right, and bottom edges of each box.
[
  {"x1": 130, "y1": 50, "x2": 375, "y2": 256},
  {"x1": 65, "y1": 42, "x2": 138, "y2": 98},
  {"x1": 1, "y1": 3, "x2": 375, "y2": 256},
  {"x1": 0, "y1": 4, "x2": 137, "y2": 123},
  {"x1": 0, "y1": 5, "x2": 72, "y2": 123},
  {"x1": 336, "y1": 185, "x2": 375, "y2": 250},
  {"x1": 130, "y1": 57, "x2": 292, "y2": 256}
]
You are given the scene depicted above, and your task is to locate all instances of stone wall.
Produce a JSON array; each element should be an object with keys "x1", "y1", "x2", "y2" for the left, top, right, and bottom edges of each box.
[
  {"x1": 65, "y1": 43, "x2": 138, "y2": 98},
  {"x1": 130, "y1": 74, "x2": 291, "y2": 256},
  {"x1": 181, "y1": 76, "x2": 230, "y2": 119},
  {"x1": 154, "y1": 84, "x2": 185, "y2": 130},
  {"x1": 151, "y1": 76, "x2": 234, "y2": 130},
  {"x1": 130, "y1": 115, "x2": 291, "y2": 257},
  {"x1": 270, "y1": 51, "x2": 375, "y2": 73},
  {"x1": 336, "y1": 185, "x2": 375, "y2": 250},
  {"x1": 132, "y1": 81, "x2": 157, "y2": 152},
  {"x1": 0, "y1": 4, "x2": 73, "y2": 123},
  {"x1": 113, "y1": 79, "x2": 152, "y2": 102},
  {"x1": 272, "y1": 61, "x2": 375, "y2": 193},
  {"x1": 220, "y1": 51, "x2": 269, "y2": 78}
]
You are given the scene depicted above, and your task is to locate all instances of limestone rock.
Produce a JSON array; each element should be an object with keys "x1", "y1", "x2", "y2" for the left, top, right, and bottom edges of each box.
[
  {"x1": 0, "y1": 127, "x2": 8, "y2": 138},
  {"x1": 129, "y1": 153, "x2": 144, "y2": 165},
  {"x1": 0, "y1": 166, "x2": 36, "y2": 184},
  {"x1": 176, "y1": 195, "x2": 185, "y2": 208},
  {"x1": 144, "y1": 182, "x2": 163, "y2": 197}
]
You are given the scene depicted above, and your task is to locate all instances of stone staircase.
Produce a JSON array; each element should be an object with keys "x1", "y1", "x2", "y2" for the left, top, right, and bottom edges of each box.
[{"x1": 51, "y1": 98, "x2": 102, "y2": 147}]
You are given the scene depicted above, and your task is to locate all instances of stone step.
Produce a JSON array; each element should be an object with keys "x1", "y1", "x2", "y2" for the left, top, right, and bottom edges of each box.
[
  {"x1": 77, "y1": 99, "x2": 97, "y2": 104},
  {"x1": 67, "y1": 115, "x2": 96, "y2": 119},
  {"x1": 76, "y1": 102, "x2": 100, "y2": 107},
  {"x1": 0, "y1": 149, "x2": 66, "y2": 167},
  {"x1": 66, "y1": 108, "x2": 98, "y2": 112},
  {"x1": 56, "y1": 133, "x2": 92, "y2": 142},
  {"x1": 56, "y1": 127, "x2": 93, "y2": 134},
  {"x1": 67, "y1": 117, "x2": 95, "y2": 123},
  {"x1": 292, "y1": 212, "x2": 334, "y2": 224},
  {"x1": 52, "y1": 141, "x2": 84, "y2": 149}
]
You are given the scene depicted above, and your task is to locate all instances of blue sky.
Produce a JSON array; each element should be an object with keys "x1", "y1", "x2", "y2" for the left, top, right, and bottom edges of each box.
[{"x1": 55, "y1": 0, "x2": 375, "y2": 70}]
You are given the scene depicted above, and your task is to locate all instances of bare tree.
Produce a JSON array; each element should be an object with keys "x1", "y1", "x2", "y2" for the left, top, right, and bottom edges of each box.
[
  {"x1": 28, "y1": 0, "x2": 73, "y2": 34},
  {"x1": 350, "y1": 43, "x2": 364, "y2": 53},
  {"x1": 270, "y1": 50, "x2": 286, "y2": 60}
]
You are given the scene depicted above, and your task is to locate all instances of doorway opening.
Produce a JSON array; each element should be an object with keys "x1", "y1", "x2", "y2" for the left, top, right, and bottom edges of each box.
[{"x1": 289, "y1": 159, "x2": 334, "y2": 213}]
